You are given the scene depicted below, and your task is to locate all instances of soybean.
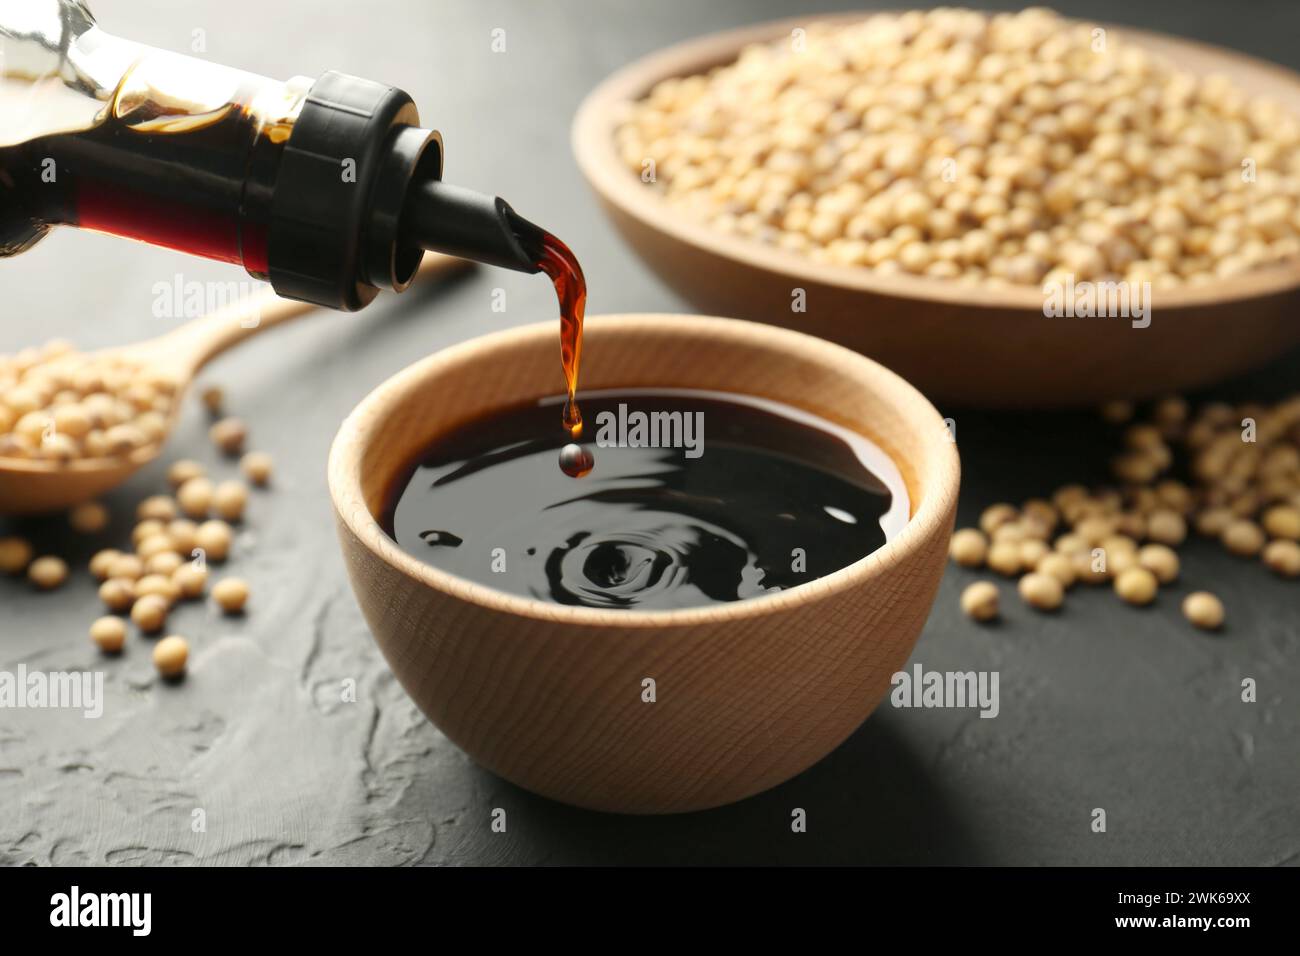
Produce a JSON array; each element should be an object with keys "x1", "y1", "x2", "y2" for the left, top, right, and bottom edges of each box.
[
  {"x1": 212, "y1": 577, "x2": 249, "y2": 614},
  {"x1": 949, "y1": 528, "x2": 988, "y2": 568},
  {"x1": 153, "y1": 635, "x2": 189, "y2": 678},
  {"x1": 1019, "y1": 572, "x2": 1064, "y2": 612},
  {"x1": 0, "y1": 536, "x2": 33, "y2": 574},
  {"x1": 1182, "y1": 592, "x2": 1226, "y2": 631},
  {"x1": 1115, "y1": 567, "x2": 1159, "y2": 606},
  {"x1": 28, "y1": 555, "x2": 68, "y2": 590},
  {"x1": 961, "y1": 581, "x2": 1000, "y2": 623},
  {"x1": 130, "y1": 594, "x2": 169, "y2": 633},
  {"x1": 90, "y1": 616, "x2": 127, "y2": 654}
]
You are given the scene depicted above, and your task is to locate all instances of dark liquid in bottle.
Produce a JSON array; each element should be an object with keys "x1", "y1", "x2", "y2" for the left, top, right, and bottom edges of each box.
[
  {"x1": 385, "y1": 389, "x2": 909, "y2": 611},
  {"x1": 3, "y1": 70, "x2": 299, "y2": 275}
]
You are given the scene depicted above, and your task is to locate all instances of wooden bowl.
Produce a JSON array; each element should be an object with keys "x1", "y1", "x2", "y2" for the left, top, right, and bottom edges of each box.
[
  {"x1": 328, "y1": 315, "x2": 959, "y2": 813},
  {"x1": 573, "y1": 14, "x2": 1300, "y2": 408}
]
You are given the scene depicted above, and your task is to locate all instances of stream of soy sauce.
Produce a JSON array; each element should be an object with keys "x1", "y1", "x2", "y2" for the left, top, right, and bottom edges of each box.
[{"x1": 529, "y1": 230, "x2": 594, "y2": 478}]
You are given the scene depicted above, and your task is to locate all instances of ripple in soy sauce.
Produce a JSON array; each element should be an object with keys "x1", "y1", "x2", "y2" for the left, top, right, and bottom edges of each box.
[{"x1": 384, "y1": 390, "x2": 909, "y2": 611}]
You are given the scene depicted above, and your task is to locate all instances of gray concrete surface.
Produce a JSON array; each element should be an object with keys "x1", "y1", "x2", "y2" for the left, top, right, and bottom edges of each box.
[{"x1": 2, "y1": 0, "x2": 1297, "y2": 865}]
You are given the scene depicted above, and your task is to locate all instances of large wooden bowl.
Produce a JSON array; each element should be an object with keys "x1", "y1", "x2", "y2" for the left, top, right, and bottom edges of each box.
[
  {"x1": 573, "y1": 15, "x2": 1300, "y2": 408},
  {"x1": 328, "y1": 315, "x2": 959, "y2": 813}
]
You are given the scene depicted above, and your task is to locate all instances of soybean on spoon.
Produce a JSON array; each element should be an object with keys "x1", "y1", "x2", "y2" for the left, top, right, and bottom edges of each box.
[{"x1": 0, "y1": 252, "x2": 469, "y2": 515}]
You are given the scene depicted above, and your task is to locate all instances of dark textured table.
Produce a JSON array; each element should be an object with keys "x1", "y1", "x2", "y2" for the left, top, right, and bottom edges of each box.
[{"x1": 3, "y1": 0, "x2": 1298, "y2": 866}]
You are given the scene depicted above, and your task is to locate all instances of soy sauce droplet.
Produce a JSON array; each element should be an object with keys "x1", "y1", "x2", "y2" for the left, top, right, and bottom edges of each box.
[
  {"x1": 563, "y1": 399, "x2": 583, "y2": 439},
  {"x1": 559, "y1": 443, "x2": 594, "y2": 478}
]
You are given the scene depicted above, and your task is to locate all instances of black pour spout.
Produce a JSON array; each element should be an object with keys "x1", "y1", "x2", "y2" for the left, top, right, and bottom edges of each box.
[{"x1": 399, "y1": 178, "x2": 544, "y2": 276}]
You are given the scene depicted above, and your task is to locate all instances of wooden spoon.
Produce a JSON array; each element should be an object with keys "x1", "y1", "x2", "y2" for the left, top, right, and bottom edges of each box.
[{"x1": 0, "y1": 253, "x2": 470, "y2": 515}]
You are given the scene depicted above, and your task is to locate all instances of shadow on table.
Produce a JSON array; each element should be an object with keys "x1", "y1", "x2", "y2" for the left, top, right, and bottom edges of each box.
[
  {"x1": 468, "y1": 713, "x2": 988, "y2": 865},
  {"x1": 932, "y1": 343, "x2": 1300, "y2": 526}
]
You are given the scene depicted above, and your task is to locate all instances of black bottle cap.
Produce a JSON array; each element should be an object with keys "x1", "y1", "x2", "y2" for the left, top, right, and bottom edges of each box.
[{"x1": 266, "y1": 70, "x2": 441, "y2": 311}]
